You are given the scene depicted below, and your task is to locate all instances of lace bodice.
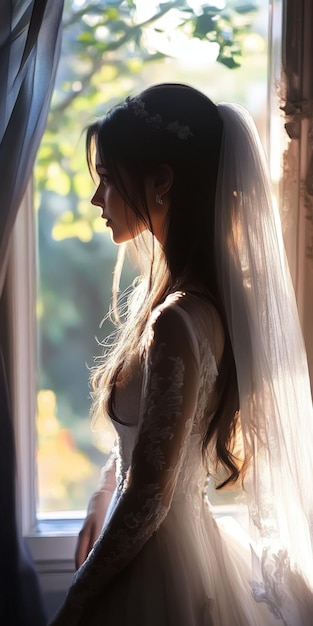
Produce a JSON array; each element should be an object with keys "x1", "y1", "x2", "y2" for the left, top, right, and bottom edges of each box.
[{"x1": 65, "y1": 292, "x2": 222, "y2": 614}]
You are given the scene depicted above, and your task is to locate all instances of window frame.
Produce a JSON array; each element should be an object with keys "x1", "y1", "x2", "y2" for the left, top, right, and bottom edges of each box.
[
  {"x1": 12, "y1": 0, "x2": 303, "y2": 592},
  {"x1": 9, "y1": 184, "x2": 78, "y2": 590}
]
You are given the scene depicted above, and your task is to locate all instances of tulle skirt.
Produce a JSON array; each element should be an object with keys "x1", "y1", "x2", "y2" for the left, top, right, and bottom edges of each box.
[{"x1": 77, "y1": 494, "x2": 281, "y2": 626}]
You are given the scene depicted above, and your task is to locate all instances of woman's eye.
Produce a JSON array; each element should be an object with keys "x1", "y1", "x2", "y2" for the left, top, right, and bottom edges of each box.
[
  {"x1": 100, "y1": 174, "x2": 110, "y2": 184},
  {"x1": 96, "y1": 168, "x2": 111, "y2": 185}
]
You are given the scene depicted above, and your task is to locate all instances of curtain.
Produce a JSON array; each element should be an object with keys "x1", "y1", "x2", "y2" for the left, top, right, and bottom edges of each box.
[
  {"x1": 0, "y1": 1, "x2": 64, "y2": 624},
  {"x1": 281, "y1": 0, "x2": 313, "y2": 387}
]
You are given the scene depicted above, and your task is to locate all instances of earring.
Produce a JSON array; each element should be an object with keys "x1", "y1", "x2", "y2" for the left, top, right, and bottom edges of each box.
[{"x1": 155, "y1": 193, "x2": 164, "y2": 206}]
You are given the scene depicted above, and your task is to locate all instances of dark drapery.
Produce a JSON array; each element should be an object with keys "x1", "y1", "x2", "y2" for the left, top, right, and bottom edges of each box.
[{"x1": 0, "y1": 2, "x2": 64, "y2": 624}]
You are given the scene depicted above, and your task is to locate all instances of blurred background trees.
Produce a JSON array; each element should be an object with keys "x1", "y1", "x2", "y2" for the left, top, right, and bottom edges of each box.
[{"x1": 35, "y1": 0, "x2": 267, "y2": 512}]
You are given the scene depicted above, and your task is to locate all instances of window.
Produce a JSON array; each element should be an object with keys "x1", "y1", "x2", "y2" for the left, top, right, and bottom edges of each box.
[{"x1": 11, "y1": 0, "x2": 282, "y2": 592}]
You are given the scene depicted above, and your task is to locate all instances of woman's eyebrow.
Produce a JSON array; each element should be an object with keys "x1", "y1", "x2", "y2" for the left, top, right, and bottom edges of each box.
[{"x1": 95, "y1": 164, "x2": 108, "y2": 176}]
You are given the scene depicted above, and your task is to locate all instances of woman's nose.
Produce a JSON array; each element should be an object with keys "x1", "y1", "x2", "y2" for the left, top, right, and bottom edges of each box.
[{"x1": 91, "y1": 184, "x2": 103, "y2": 207}]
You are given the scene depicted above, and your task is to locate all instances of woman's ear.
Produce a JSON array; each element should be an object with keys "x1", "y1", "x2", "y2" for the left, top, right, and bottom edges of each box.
[
  {"x1": 144, "y1": 164, "x2": 173, "y2": 244},
  {"x1": 154, "y1": 164, "x2": 173, "y2": 197},
  {"x1": 144, "y1": 164, "x2": 174, "y2": 207}
]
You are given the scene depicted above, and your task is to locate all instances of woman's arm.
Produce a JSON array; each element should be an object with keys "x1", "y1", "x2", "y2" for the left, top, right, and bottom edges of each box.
[
  {"x1": 75, "y1": 452, "x2": 117, "y2": 569},
  {"x1": 49, "y1": 305, "x2": 211, "y2": 626}
]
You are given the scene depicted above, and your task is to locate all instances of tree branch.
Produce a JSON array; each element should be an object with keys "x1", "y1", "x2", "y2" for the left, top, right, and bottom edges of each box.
[{"x1": 51, "y1": 3, "x2": 175, "y2": 116}]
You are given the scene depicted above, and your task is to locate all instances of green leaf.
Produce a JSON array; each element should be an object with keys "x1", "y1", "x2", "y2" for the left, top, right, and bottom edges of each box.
[
  {"x1": 233, "y1": 3, "x2": 258, "y2": 14},
  {"x1": 194, "y1": 14, "x2": 217, "y2": 39},
  {"x1": 105, "y1": 7, "x2": 120, "y2": 20},
  {"x1": 159, "y1": 1, "x2": 179, "y2": 9},
  {"x1": 78, "y1": 32, "x2": 95, "y2": 44},
  {"x1": 179, "y1": 7, "x2": 195, "y2": 14},
  {"x1": 217, "y1": 53, "x2": 241, "y2": 69}
]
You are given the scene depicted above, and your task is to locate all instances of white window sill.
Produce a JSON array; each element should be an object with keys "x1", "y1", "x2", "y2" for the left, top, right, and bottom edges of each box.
[
  {"x1": 26, "y1": 518, "x2": 82, "y2": 592},
  {"x1": 26, "y1": 515, "x2": 83, "y2": 561}
]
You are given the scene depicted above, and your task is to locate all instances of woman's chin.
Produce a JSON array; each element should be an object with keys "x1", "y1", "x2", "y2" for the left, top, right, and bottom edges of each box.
[{"x1": 110, "y1": 231, "x2": 132, "y2": 245}]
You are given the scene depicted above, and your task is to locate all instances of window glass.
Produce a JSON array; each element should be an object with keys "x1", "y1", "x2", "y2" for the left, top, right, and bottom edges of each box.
[{"x1": 35, "y1": 0, "x2": 270, "y2": 515}]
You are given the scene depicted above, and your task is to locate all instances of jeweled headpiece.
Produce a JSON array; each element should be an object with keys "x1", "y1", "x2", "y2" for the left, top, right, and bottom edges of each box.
[{"x1": 126, "y1": 96, "x2": 193, "y2": 140}]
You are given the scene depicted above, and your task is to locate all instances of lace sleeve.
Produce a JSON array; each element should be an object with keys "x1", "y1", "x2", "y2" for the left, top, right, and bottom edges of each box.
[{"x1": 61, "y1": 304, "x2": 202, "y2": 617}]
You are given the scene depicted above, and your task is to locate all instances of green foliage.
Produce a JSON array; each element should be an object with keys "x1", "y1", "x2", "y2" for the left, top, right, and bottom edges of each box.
[
  {"x1": 35, "y1": 0, "x2": 262, "y2": 426},
  {"x1": 35, "y1": 1, "x2": 266, "y2": 510},
  {"x1": 36, "y1": 0, "x2": 259, "y2": 214}
]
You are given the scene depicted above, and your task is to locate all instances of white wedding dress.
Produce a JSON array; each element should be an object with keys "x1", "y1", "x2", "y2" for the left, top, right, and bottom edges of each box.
[{"x1": 66, "y1": 291, "x2": 283, "y2": 625}]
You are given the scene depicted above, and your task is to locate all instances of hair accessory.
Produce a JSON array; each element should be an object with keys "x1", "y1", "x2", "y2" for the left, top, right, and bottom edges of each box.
[
  {"x1": 155, "y1": 194, "x2": 164, "y2": 206},
  {"x1": 127, "y1": 96, "x2": 193, "y2": 140}
]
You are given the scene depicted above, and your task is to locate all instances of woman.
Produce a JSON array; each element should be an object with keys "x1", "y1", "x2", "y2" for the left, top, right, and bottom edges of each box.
[{"x1": 50, "y1": 84, "x2": 313, "y2": 625}]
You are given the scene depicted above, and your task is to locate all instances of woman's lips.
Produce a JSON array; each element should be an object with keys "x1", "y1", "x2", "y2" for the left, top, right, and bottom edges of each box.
[{"x1": 101, "y1": 212, "x2": 111, "y2": 225}]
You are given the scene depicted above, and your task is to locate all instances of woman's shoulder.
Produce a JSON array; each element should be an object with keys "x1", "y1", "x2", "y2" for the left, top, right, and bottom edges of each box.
[
  {"x1": 146, "y1": 291, "x2": 192, "y2": 343},
  {"x1": 146, "y1": 290, "x2": 224, "y2": 366},
  {"x1": 156, "y1": 289, "x2": 222, "y2": 329}
]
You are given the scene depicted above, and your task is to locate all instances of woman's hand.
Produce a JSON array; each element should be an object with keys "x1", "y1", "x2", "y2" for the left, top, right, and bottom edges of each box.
[
  {"x1": 75, "y1": 455, "x2": 116, "y2": 569},
  {"x1": 75, "y1": 488, "x2": 109, "y2": 569}
]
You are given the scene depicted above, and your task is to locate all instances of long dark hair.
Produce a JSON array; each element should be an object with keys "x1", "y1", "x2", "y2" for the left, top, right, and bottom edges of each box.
[{"x1": 87, "y1": 84, "x2": 240, "y2": 487}]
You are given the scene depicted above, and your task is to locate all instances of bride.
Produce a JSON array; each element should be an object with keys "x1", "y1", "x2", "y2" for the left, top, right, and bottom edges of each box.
[{"x1": 49, "y1": 84, "x2": 313, "y2": 625}]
